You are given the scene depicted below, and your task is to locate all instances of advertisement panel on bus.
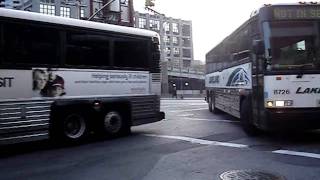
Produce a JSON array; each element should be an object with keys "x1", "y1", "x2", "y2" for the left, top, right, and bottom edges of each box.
[{"x1": 0, "y1": 68, "x2": 150, "y2": 101}]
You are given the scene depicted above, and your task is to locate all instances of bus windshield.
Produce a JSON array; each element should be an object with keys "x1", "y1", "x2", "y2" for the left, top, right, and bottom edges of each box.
[{"x1": 267, "y1": 21, "x2": 320, "y2": 71}]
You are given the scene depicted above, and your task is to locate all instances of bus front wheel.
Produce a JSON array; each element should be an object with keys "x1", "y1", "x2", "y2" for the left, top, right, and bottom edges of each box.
[
  {"x1": 240, "y1": 98, "x2": 260, "y2": 136},
  {"x1": 63, "y1": 113, "x2": 87, "y2": 140},
  {"x1": 52, "y1": 111, "x2": 88, "y2": 143}
]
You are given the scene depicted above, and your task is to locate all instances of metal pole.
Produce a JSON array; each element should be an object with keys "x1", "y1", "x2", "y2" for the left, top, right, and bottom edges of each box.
[
  {"x1": 77, "y1": 0, "x2": 81, "y2": 19},
  {"x1": 180, "y1": 60, "x2": 183, "y2": 99},
  {"x1": 88, "y1": 0, "x2": 116, "y2": 21}
]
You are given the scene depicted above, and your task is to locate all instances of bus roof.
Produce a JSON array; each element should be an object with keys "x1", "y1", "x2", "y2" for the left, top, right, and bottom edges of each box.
[{"x1": 0, "y1": 8, "x2": 158, "y2": 38}]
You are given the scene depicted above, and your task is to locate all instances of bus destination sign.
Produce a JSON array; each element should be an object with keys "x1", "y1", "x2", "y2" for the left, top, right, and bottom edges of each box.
[{"x1": 273, "y1": 6, "x2": 320, "y2": 20}]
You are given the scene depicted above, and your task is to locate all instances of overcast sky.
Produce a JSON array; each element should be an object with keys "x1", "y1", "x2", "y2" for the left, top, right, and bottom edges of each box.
[{"x1": 133, "y1": 0, "x2": 298, "y2": 62}]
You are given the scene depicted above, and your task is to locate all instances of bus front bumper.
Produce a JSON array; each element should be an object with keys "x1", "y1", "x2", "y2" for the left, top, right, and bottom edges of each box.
[
  {"x1": 264, "y1": 108, "x2": 320, "y2": 130},
  {"x1": 131, "y1": 111, "x2": 165, "y2": 126}
]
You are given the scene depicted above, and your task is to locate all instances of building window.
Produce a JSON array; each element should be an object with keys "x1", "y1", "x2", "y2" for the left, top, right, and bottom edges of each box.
[
  {"x1": 182, "y1": 38, "x2": 191, "y2": 47},
  {"x1": 172, "y1": 23, "x2": 179, "y2": 34},
  {"x1": 164, "y1": 36, "x2": 170, "y2": 44},
  {"x1": 149, "y1": 19, "x2": 160, "y2": 31},
  {"x1": 183, "y1": 48, "x2": 191, "y2": 58},
  {"x1": 163, "y1": 22, "x2": 170, "y2": 32},
  {"x1": 40, "y1": 4, "x2": 55, "y2": 15},
  {"x1": 173, "y1": 47, "x2": 180, "y2": 57},
  {"x1": 40, "y1": 0, "x2": 54, "y2": 3},
  {"x1": 183, "y1": 60, "x2": 191, "y2": 67},
  {"x1": 182, "y1": 24, "x2": 191, "y2": 36},
  {"x1": 138, "y1": 18, "x2": 146, "y2": 29},
  {"x1": 165, "y1": 47, "x2": 171, "y2": 57},
  {"x1": 172, "y1": 59, "x2": 180, "y2": 68},
  {"x1": 120, "y1": 0, "x2": 129, "y2": 6},
  {"x1": 173, "y1": 37, "x2": 179, "y2": 45},
  {"x1": 133, "y1": 17, "x2": 136, "y2": 27},
  {"x1": 80, "y1": 8, "x2": 85, "y2": 18},
  {"x1": 60, "y1": 6, "x2": 70, "y2": 18}
]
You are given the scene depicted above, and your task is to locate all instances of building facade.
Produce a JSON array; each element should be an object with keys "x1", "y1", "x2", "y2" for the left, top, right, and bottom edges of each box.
[
  {"x1": 2, "y1": 0, "x2": 90, "y2": 19},
  {"x1": 0, "y1": 0, "x2": 25, "y2": 9},
  {"x1": 134, "y1": 12, "x2": 205, "y2": 96},
  {"x1": 134, "y1": 11, "x2": 194, "y2": 68},
  {"x1": 1, "y1": 0, "x2": 133, "y2": 26}
]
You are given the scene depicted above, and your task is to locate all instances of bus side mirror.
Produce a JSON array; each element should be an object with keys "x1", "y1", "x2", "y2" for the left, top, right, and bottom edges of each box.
[{"x1": 252, "y1": 40, "x2": 265, "y2": 55}]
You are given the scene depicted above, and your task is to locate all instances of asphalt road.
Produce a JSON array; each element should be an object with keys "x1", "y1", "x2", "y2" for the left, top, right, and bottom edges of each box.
[{"x1": 1, "y1": 99, "x2": 320, "y2": 180}]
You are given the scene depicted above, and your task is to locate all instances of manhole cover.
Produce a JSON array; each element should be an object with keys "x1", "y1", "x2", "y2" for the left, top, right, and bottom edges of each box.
[{"x1": 220, "y1": 170, "x2": 286, "y2": 180}]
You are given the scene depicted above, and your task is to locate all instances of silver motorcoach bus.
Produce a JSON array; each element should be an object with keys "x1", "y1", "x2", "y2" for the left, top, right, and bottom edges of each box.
[
  {"x1": 0, "y1": 8, "x2": 164, "y2": 144},
  {"x1": 205, "y1": 3, "x2": 320, "y2": 135}
]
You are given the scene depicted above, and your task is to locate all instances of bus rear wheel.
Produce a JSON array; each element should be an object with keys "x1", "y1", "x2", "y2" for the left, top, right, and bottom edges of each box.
[
  {"x1": 208, "y1": 96, "x2": 213, "y2": 112},
  {"x1": 240, "y1": 98, "x2": 260, "y2": 136},
  {"x1": 103, "y1": 111, "x2": 130, "y2": 137},
  {"x1": 209, "y1": 95, "x2": 220, "y2": 114}
]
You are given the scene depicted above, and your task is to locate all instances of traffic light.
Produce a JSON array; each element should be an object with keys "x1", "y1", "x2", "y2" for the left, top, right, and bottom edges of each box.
[{"x1": 145, "y1": 0, "x2": 155, "y2": 7}]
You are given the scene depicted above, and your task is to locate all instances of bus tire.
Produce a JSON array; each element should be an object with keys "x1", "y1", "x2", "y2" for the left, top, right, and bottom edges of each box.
[
  {"x1": 52, "y1": 111, "x2": 88, "y2": 143},
  {"x1": 208, "y1": 96, "x2": 213, "y2": 112},
  {"x1": 210, "y1": 95, "x2": 220, "y2": 114},
  {"x1": 102, "y1": 111, "x2": 130, "y2": 137},
  {"x1": 240, "y1": 98, "x2": 260, "y2": 136}
]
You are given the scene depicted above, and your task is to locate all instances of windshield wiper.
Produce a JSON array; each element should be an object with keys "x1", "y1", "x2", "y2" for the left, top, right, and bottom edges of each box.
[{"x1": 296, "y1": 63, "x2": 314, "y2": 78}]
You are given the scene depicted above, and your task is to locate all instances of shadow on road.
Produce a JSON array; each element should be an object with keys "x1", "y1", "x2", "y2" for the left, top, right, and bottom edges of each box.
[
  {"x1": 0, "y1": 133, "x2": 143, "y2": 158},
  {"x1": 264, "y1": 130, "x2": 320, "y2": 144}
]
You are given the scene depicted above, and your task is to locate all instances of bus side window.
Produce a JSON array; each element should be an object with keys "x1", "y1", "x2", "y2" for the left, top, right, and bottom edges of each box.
[
  {"x1": 113, "y1": 37, "x2": 149, "y2": 69},
  {"x1": 3, "y1": 22, "x2": 59, "y2": 66},
  {"x1": 0, "y1": 22, "x2": 3, "y2": 65},
  {"x1": 66, "y1": 30, "x2": 111, "y2": 67}
]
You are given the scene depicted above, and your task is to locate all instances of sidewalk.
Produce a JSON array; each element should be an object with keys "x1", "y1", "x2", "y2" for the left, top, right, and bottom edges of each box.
[
  {"x1": 161, "y1": 97, "x2": 205, "y2": 100},
  {"x1": 161, "y1": 95, "x2": 205, "y2": 100}
]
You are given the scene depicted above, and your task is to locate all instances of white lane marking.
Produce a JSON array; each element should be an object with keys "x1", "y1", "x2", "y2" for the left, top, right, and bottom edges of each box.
[
  {"x1": 169, "y1": 108, "x2": 208, "y2": 113},
  {"x1": 273, "y1": 150, "x2": 320, "y2": 159},
  {"x1": 161, "y1": 98, "x2": 205, "y2": 102},
  {"x1": 184, "y1": 117, "x2": 239, "y2": 123},
  {"x1": 177, "y1": 114, "x2": 194, "y2": 117},
  {"x1": 161, "y1": 117, "x2": 238, "y2": 123},
  {"x1": 144, "y1": 134, "x2": 320, "y2": 160},
  {"x1": 144, "y1": 134, "x2": 248, "y2": 148}
]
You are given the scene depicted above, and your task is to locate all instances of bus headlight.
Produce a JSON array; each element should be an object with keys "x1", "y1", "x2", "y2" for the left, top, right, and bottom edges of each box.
[
  {"x1": 275, "y1": 100, "x2": 285, "y2": 107},
  {"x1": 274, "y1": 100, "x2": 293, "y2": 107},
  {"x1": 267, "y1": 101, "x2": 273, "y2": 107},
  {"x1": 266, "y1": 100, "x2": 293, "y2": 107}
]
